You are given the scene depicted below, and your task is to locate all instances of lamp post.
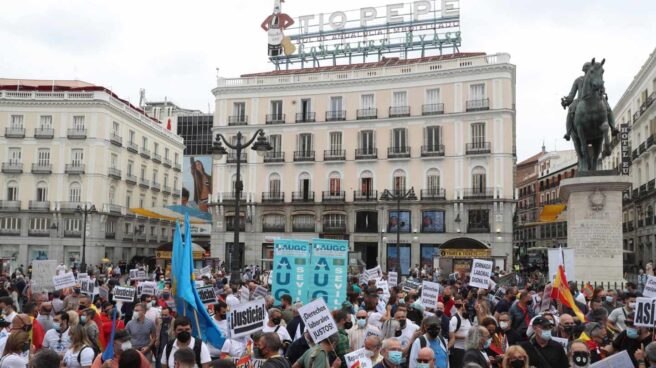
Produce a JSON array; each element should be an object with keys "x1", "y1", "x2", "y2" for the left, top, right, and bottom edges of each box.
[
  {"x1": 76, "y1": 204, "x2": 97, "y2": 273},
  {"x1": 212, "y1": 129, "x2": 272, "y2": 286},
  {"x1": 380, "y1": 187, "x2": 417, "y2": 273}
]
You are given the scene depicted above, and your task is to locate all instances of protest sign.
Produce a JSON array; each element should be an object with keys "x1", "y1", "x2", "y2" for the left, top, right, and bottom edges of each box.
[
  {"x1": 197, "y1": 286, "x2": 217, "y2": 304},
  {"x1": 635, "y1": 297, "x2": 656, "y2": 328},
  {"x1": 376, "y1": 279, "x2": 390, "y2": 301},
  {"x1": 113, "y1": 286, "x2": 136, "y2": 302},
  {"x1": 539, "y1": 284, "x2": 553, "y2": 312},
  {"x1": 253, "y1": 285, "x2": 268, "y2": 300},
  {"x1": 195, "y1": 280, "x2": 205, "y2": 287},
  {"x1": 365, "y1": 266, "x2": 382, "y2": 281},
  {"x1": 309, "y1": 239, "x2": 349, "y2": 310},
  {"x1": 344, "y1": 349, "x2": 373, "y2": 368},
  {"x1": 401, "y1": 280, "x2": 421, "y2": 292},
  {"x1": 299, "y1": 298, "x2": 338, "y2": 343},
  {"x1": 77, "y1": 273, "x2": 89, "y2": 281},
  {"x1": 240, "y1": 286, "x2": 250, "y2": 302},
  {"x1": 643, "y1": 276, "x2": 656, "y2": 298},
  {"x1": 590, "y1": 350, "x2": 633, "y2": 367},
  {"x1": 272, "y1": 239, "x2": 310, "y2": 303},
  {"x1": 548, "y1": 248, "x2": 576, "y2": 282},
  {"x1": 469, "y1": 259, "x2": 493, "y2": 289},
  {"x1": 53, "y1": 272, "x2": 77, "y2": 290},
  {"x1": 99, "y1": 286, "x2": 109, "y2": 300},
  {"x1": 32, "y1": 260, "x2": 58, "y2": 293},
  {"x1": 230, "y1": 299, "x2": 266, "y2": 338},
  {"x1": 140, "y1": 281, "x2": 157, "y2": 297},
  {"x1": 129, "y1": 269, "x2": 147, "y2": 280},
  {"x1": 449, "y1": 272, "x2": 459, "y2": 281},
  {"x1": 129, "y1": 269, "x2": 138, "y2": 279},
  {"x1": 420, "y1": 281, "x2": 441, "y2": 310},
  {"x1": 199, "y1": 266, "x2": 212, "y2": 277},
  {"x1": 388, "y1": 272, "x2": 398, "y2": 286},
  {"x1": 494, "y1": 287, "x2": 506, "y2": 300},
  {"x1": 166, "y1": 300, "x2": 176, "y2": 309},
  {"x1": 80, "y1": 280, "x2": 95, "y2": 295}
]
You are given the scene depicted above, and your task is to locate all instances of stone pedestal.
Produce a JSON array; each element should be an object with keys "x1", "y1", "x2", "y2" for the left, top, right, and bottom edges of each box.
[{"x1": 559, "y1": 175, "x2": 631, "y2": 283}]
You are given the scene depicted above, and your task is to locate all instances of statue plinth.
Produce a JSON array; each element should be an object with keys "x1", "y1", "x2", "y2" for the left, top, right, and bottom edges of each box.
[{"x1": 559, "y1": 175, "x2": 631, "y2": 283}]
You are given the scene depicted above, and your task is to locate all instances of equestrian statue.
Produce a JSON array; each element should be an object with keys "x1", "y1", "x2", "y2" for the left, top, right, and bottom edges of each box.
[{"x1": 561, "y1": 58, "x2": 618, "y2": 172}]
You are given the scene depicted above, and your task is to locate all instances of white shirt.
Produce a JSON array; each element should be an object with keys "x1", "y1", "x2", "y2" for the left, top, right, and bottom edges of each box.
[
  {"x1": 62, "y1": 346, "x2": 95, "y2": 368},
  {"x1": 398, "y1": 321, "x2": 420, "y2": 348},
  {"x1": 263, "y1": 323, "x2": 292, "y2": 342},
  {"x1": 208, "y1": 318, "x2": 229, "y2": 357},
  {"x1": 0, "y1": 353, "x2": 28, "y2": 368},
  {"x1": 145, "y1": 306, "x2": 161, "y2": 322},
  {"x1": 43, "y1": 328, "x2": 72, "y2": 354},
  {"x1": 4, "y1": 312, "x2": 16, "y2": 324},
  {"x1": 160, "y1": 337, "x2": 211, "y2": 368},
  {"x1": 449, "y1": 314, "x2": 472, "y2": 350},
  {"x1": 0, "y1": 330, "x2": 9, "y2": 357},
  {"x1": 367, "y1": 312, "x2": 384, "y2": 329},
  {"x1": 221, "y1": 337, "x2": 251, "y2": 358},
  {"x1": 226, "y1": 294, "x2": 241, "y2": 309}
]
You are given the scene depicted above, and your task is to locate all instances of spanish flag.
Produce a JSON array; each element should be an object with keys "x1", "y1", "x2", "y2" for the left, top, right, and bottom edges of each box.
[{"x1": 551, "y1": 265, "x2": 587, "y2": 322}]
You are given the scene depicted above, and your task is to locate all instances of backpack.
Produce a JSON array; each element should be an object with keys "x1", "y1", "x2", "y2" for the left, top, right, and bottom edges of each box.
[
  {"x1": 77, "y1": 345, "x2": 98, "y2": 366},
  {"x1": 166, "y1": 338, "x2": 202, "y2": 367},
  {"x1": 409, "y1": 335, "x2": 448, "y2": 363},
  {"x1": 453, "y1": 313, "x2": 462, "y2": 332}
]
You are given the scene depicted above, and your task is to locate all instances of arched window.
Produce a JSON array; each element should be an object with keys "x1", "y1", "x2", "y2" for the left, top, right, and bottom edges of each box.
[
  {"x1": 36, "y1": 181, "x2": 48, "y2": 202},
  {"x1": 472, "y1": 166, "x2": 486, "y2": 193},
  {"x1": 648, "y1": 206, "x2": 654, "y2": 225},
  {"x1": 69, "y1": 182, "x2": 81, "y2": 202},
  {"x1": 393, "y1": 169, "x2": 406, "y2": 194},
  {"x1": 359, "y1": 170, "x2": 374, "y2": 198},
  {"x1": 426, "y1": 168, "x2": 441, "y2": 194},
  {"x1": 6, "y1": 180, "x2": 18, "y2": 201},
  {"x1": 329, "y1": 172, "x2": 341, "y2": 195},
  {"x1": 108, "y1": 186, "x2": 116, "y2": 205},
  {"x1": 268, "y1": 173, "x2": 281, "y2": 195},
  {"x1": 298, "y1": 172, "x2": 311, "y2": 200}
]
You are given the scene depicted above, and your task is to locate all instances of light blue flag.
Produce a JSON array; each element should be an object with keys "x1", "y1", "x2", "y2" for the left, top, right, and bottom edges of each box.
[
  {"x1": 171, "y1": 221, "x2": 183, "y2": 296},
  {"x1": 272, "y1": 239, "x2": 310, "y2": 304},
  {"x1": 174, "y1": 215, "x2": 198, "y2": 315},
  {"x1": 310, "y1": 238, "x2": 349, "y2": 309}
]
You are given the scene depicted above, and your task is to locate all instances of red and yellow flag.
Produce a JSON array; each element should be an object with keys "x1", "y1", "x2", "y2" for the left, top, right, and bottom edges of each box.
[{"x1": 551, "y1": 265, "x2": 587, "y2": 322}]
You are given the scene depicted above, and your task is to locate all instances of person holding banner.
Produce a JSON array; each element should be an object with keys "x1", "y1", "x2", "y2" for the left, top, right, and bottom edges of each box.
[
  {"x1": 408, "y1": 317, "x2": 448, "y2": 368},
  {"x1": 262, "y1": 308, "x2": 292, "y2": 352},
  {"x1": 160, "y1": 316, "x2": 211, "y2": 368},
  {"x1": 607, "y1": 312, "x2": 652, "y2": 367}
]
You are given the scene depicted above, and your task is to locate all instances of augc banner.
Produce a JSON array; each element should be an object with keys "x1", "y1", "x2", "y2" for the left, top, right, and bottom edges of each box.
[
  {"x1": 273, "y1": 239, "x2": 310, "y2": 304},
  {"x1": 310, "y1": 238, "x2": 348, "y2": 310}
]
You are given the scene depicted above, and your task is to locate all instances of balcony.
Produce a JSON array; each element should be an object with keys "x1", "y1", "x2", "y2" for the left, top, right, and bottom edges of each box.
[
  {"x1": 324, "y1": 149, "x2": 346, "y2": 161},
  {"x1": 226, "y1": 222, "x2": 246, "y2": 232},
  {"x1": 140, "y1": 147, "x2": 151, "y2": 159},
  {"x1": 0, "y1": 201, "x2": 20, "y2": 211},
  {"x1": 152, "y1": 153, "x2": 162, "y2": 163},
  {"x1": 0, "y1": 228, "x2": 20, "y2": 236},
  {"x1": 127, "y1": 141, "x2": 139, "y2": 153},
  {"x1": 295, "y1": 112, "x2": 316, "y2": 123},
  {"x1": 5, "y1": 127, "x2": 25, "y2": 138},
  {"x1": 110, "y1": 133, "x2": 122, "y2": 146},
  {"x1": 108, "y1": 167, "x2": 122, "y2": 180},
  {"x1": 125, "y1": 174, "x2": 137, "y2": 185},
  {"x1": 105, "y1": 232, "x2": 116, "y2": 240},
  {"x1": 172, "y1": 190, "x2": 180, "y2": 198},
  {"x1": 263, "y1": 223, "x2": 285, "y2": 232},
  {"x1": 421, "y1": 145, "x2": 445, "y2": 157},
  {"x1": 163, "y1": 158, "x2": 172, "y2": 168},
  {"x1": 388, "y1": 146, "x2": 411, "y2": 159},
  {"x1": 640, "y1": 141, "x2": 647, "y2": 155},
  {"x1": 466, "y1": 142, "x2": 491, "y2": 155},
  {"x1": 389, "y1": 106, "x2": 410, "y2": 118},
  {"x1": 293, "y1": 223, "x2": 316, "y2": 232},
  {"x1": 468, "y1": 224, "x2": 491, "y2": 233},
  {"x1": 466, "y1": 98, "x2": 490, "y2": 112},
  {"x1": 357, "y1": 108, "x2": 378, "y2": 120},
  {"x1": 34, "y1": 128, "x2": 54, "y2": 139},
  {"x1": 139, "y1": 178, "x2": 150, "y2": 188},
  {"x1": 422, "y1": 103, "x2": 445, "y2": 115},
  {"x1": 266, "y1": 113, "x2": 286, "y2": 124},
  {"x1": 67, "y1": 128, "x2": 87, "y2": 139},
  {"x1": 638, "y1": 219, "x2": 645, "y2": 228},
  {"x1": 228, "y1": 115, "x2": 248, "y2": 126},
  {"x1": 162, "y1": 185, "x2": 172, "y2": 195},
  {"x1": 227, "y1": 152, "x2": 247, "y2": 164},
  {"x1": 292, "y1": 191, "x2": 315, "y2": 203},
  {"x1": 221, "y1": 192, "x2": 245, "y2": 202},
  {"x1": 262, "y1": 192, "x2": 284, "y2": 203},
  {"x1": 633, "y1": 149, "x2": 639, "y2": 160},
  {"x1": 151, "y1": 182, "x2": 161, "y2": 192},
  {"x1": 323, "y1": 224, "x2": 347, "y2": 234},
  {"x1": 58, "y1": 202, "x2": 82, "y2": 212},
  {"x1": 322, "y1": 191, "x2": 345, "y2": 202},
  {"x1": 28, "y1": 201, "x2": 50, "y2": 211},
  {"x1": 355, "y1": 148, "x2": 377, "y2": 160},
  {"x1": 31, "y1": 163, "x2": 52, "y2": 174},
  {"x1": 354, "y1": 190, "x2": 378, "y2": 202},
  {"x1": 1, "y1": 162, "x2": 23, "y2": 174},
  {"x1": 649, "y1": 179, "x2": 655, "y2": 192},
  {"x1": 173, "y1": 162, "x2": 182, "y2": 172},
  {"x1": 648, "y1": 217, "x2": 654, "y2": 226},
  {"x1": 326, "y1": 110, "x2": 346, "y2": 121},
  {"x1": 264, "y1": 151, "x2": 285, "y2": 163},
  {"x1": 28, "y1": 228, "x2": 49, "y2": 237},
  {"x1": 65, "y1": 163, "x2": 85, "y2": 175},
  {"x1": 294, "y1": 150, "x2": 315, "y2": 162},
  {"x1": 463, "y1": 188, "x2": 495, "y2": 199},
  {"x1": 421, "y1": 188, "x2": 446, "y2": 200},
  {"x1": 103, "y1": 203, "x2": 123, "y2": 215},
  {"x1": 64, "y1": 230, "x2": 82, "y2": 238}
]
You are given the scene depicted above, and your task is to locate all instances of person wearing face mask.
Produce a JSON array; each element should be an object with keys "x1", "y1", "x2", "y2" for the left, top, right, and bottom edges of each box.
[
  {"x1": 330, "y1": 310, "x2": 351, "y2": 368},
  {"x1": 393, "y1": 310, "x2": 418, "y2": 348},
  {"x1": 0, "y1": 330, "x2": 30, "y2": 368},
  {"x1": 125, "y1": 303, "x2": 156, "y2": 361},
  {"x1": 448, "y1": 295, "x2": 472, "y2": 368},
  {"x1": 568, "y1": 340, "x2": 591, "y2": 368},
  {"x1": 43, "y1": 311, "x2": 71, "y2": 355},
  {"x1": 415, "y1": 348, "x2": 435, "y2": 368},
  {"x1": 519, "y1": 317, "x2": 568, "y2": 368},
  {"x1": 156, "y1": 307, "x2": 174, "y2": 368},
  {"x1": 434, "y1": 302, "x2": 450, "y2": 341},
  {"x1": 602, "y1": 290, "x2": 619, "y2": 314},
  {"x1": 262, "y1": 308, "x2": 292, "y2": 352},
  {"x1": 80, "y1": 308, "x2": 101, "y2": 354},
  {"x1": 409, "y1": 317, "x2": 448, "y2": 368},
  {"x1": 100, "y1": 303, "x2": 124, "y2": 349},
  {"x1": 364, "y1": 336, "x2": 383, "y2": 365},
  {"x1": 500, "y1": 345, "x2": 529, "y2": 368},
  {"x1": 607, "y1": 312, "x2": 652, "y2": 367},
  {"x1": 463, "y1": 326, "x2": 492, "y2": 367},
  {"x1": 371, "y1": 338, "x2": 402, "y2": 368},
  {"x1": 508, "y1": 291, "x2": 535, "y2": 340},
  {"x1": 608, "y1": 292, "x2": 637, "y2": 332},
  {"x1": 259, "y1": 332, "x2": 292, "y2": 368},
  {"x1": 161, "y1": 316, "x2": 211, "y2": 368},
  {"x1": 348, "y1": 310, "x2": 382, "y2": 350},
  {"x1": 90, "y1": 330, "x2": 152, "y2": 368},
  {"x1": 141, "y1": 294, "x2": 161, "y2": 323},
  {"x1": 293, "y1": 333, "x2": 341, "y2": 368},
  {"x1": 556, "y1": 314, "x2": 577, "y2": 341}
]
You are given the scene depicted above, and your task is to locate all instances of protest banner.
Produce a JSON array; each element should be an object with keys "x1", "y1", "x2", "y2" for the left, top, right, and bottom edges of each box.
[
  {"x1": 388, "y1": 272, "x2": 398, "y2": 286},
  {"x1": 590, "y1": 350, "x2": 633, "y2": 367},
  {"x1": 299, "y1": 298, "x2": 338, "y2": 343},
  {"x1": 376, "y1": 279, "x2": 391, "y2": 301},
  {"x1": 113, "y1": 286, "x2": 136, "y2": 302},
  {"x1": 635, "y1": 297, "x2": 656, "y2": 328},
  {"x1": 539, "y1": 284, "x2": 553, "y2": 312},
  {"x1": 199, "y1": 266, "x2": 212, "y2": 277},
  {"x1": 80, "y1": 280, "x2": 95, "y2": 295},
  {"x1": 77, "y1": 273, "x2": 89, "y2": 281},
  {"x1": 548, "y1": 248, "x2": 576, "y2": 282},
  {"x1": 469, "y1": 259, "x2": 493, "y2": 289},
  {"x1": 197, "y1": 285, "x2": 217, "y2": 304},
  {"x1": 140, "y1": 281, "x2": 157, "y2": 297},
  {"x1": 98, "y1": 286, "x2": 109, "y2": 300},
  {"x1": 643, "y1": 276, "x2": 656, "y2": 298},
  {"x1": 53, "y1": 272, "x2": 77, "y2": 290},
  {"x1": 230, "y1": 299, "x2": 266, "y2": 338},
  {"x1": 344, "y1": 348, "x2": 373, "y2": 368},
  {"x1": 272, "y1": 239, "x2": 310, "y2": 304},
  {"x1": 494, "y1": 287, "x2": 506, "y2": 300},
  {"x1": 401, "y1": 280, "x2": 421, "y2": 292},
  {"x1": 195, "y1": 280, "x2": 205, "y2": 287},
  {"x1": 309, "y1": 238, "x2": 348, "y2": 310},
  {"x1": 420, "y1": 281, "x2": 441, "y2": 310},
  {"x1": 253, "y1": 285, "x2": 268, "y2": 300},
  {"x1": 32, "y1": 260, "x2": 58, "y2": 293},
  {"x1": 365, "y1": 266, "x2": 382, "y2": 281}
]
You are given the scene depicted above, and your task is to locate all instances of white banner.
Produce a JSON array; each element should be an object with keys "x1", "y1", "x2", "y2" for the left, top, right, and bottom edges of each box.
[
  {"x1": 113, "y1": 286, "x2": 136, "y2": 302},
  {"x1": 548, "y1": 248, "x2": 576, "y2": 282},
  {"x1": 129, "y1": 269, "x2": 147, "y2": 281},
  {"x1": 230, "y1": 299, "x2": 266, "y2": 338},
  {"x1": 80, "y1": 280, "x2": 95, "y2": 296},
  {"x1": 53, "y1": 272, "x2": 77, "y2": 290},
  {"x1": 139, "y1": 281, "x2": 158, "y2": 297},
  {"x1": 253, "y1": 285, "x2": 268, "y2": 300},
  {"x1": 634, "y1": 297, "x2": 656, "y2": 328},
  {"x1": 590, "y1": 350, "x2": 633, "y2": 367},
  {"x1": 32, "y1": 260, "x2": 58, "y2": 293},
  {"x1": 643, "y1": 276, "x2": 656, "y2": 298},
  {"x1": 365, "y1": 266, "x2": 382, "y2": 281},
  {"x1": 199, "y1": 266, "x2": 212, "y2": 277},
  {"x1": 469, "y1": 259, "x2": 493, "y2": 289},
  {"x1": 77, "y1": 273, "x2": 89, "y2": 282},
  {"x1": 388, "y1": 272, "x2": 398, "y2": 286},
  {"x1": 299, "y1": 298, "x2": 338, "y2": 343},
  {"x1": 344, "y1": 348, "x2": 373, "y2": 368},
  {"x1": 420, "y1": 281, "x2": 440, "y2": 310}
]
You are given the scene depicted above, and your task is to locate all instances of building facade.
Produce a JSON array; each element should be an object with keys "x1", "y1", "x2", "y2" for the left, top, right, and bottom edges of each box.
[
  {"x1": 0, "y1": 79, "x2": 185, "y2": 269},
  {"x1": 601, "y1": 48, "x2": 656, "y2": 270},
  {"x1": 513, "y1": 150, "x2": 544, "y2": 264},
  {"x1": 209, "y1": 53, "x2": 516, "y2": 274}
]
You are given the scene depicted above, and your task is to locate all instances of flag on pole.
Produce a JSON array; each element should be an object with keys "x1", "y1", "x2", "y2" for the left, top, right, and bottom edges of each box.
[
  {"x1": 551, "y1": 265, "x2": 586, "y2": 322},
  {"x1": 171, "y1": 221, "x2": 183, "y2": 296},
  {"x1": 167, "y1": 118, "x2": 171, "y2": 130},
  {"x1": 101, "y1": 308, "x2": 117, "y2": 362}
]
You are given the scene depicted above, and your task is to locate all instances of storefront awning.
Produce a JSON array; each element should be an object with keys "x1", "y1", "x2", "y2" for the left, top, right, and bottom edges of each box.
[
  {"x1": 539, "y1": 204, "x2": 566, "y2": 222},
  {"x1": 129, "y1": 205, "x2": 211, "y2": 224},
  {"x1": 439, "y1": 237, "x2": 491, "y2": 259}
]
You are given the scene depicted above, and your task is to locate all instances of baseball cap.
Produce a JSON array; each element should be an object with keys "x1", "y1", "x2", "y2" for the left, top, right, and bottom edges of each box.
[{"x1": 532, "y1": 316, "x2": 554, "y2": 328}]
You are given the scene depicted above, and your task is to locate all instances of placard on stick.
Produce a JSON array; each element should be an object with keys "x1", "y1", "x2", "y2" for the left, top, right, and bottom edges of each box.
[
  {"x1": 469, "y1": 259, "x2": 493, "y2": 289},
  {"x1": 113, "y1": 286, "x2": 136, "y2": 302},
  {"x1": 53, "y1": 272, "x2": 76, "y2": 290},
  {"x1": 299, "y1": 298, "x2": 338, "y2": 343},
  {"x1": 230, "y1": 299, "x2": 266, "y2": 338}
]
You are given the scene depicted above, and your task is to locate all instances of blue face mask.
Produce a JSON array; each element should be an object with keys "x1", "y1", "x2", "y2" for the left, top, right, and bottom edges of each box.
[
  {"x1": 605, "y1": 296, "x2": 613, "y2": 303},
  {"x1": 540, "y1": 330, "x2": 552, "y2": 341},
  {"x1": 388, "y1": 351, "x2": 403, "y2": 365},
  {"x1": 484, "y1": 337, "x2": 492, "y2": 349},
  {"x1": 53, "y1": 322, "x2": 61, "y2": 332},
  {"x1": 627, "y1": 327, "x2": 639, "y2": 339},
  {"x1": 80, "y1": 316, "x2": 87, "y2": 324}
]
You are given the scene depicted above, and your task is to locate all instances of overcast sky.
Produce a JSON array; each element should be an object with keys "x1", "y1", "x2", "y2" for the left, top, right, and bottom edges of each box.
[{"x1": 1, "y1": 0, "x2": 654, "y2": 160}]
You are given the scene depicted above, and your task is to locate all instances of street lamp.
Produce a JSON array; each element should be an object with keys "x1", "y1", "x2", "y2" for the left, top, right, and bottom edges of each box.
[
  {"x1": 380, "y1": 187, "x2": 417, "y2": 273},
  {"x1": 76, "y1": 204, "x2": 97, "y2": 273},
  {"x1": 213, "y1": 129, "x2": 272, "y2": 286}
]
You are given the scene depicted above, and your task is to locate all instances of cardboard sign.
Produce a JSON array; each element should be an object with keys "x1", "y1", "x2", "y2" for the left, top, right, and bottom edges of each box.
[
  {"x1": 199, "y1": 266, "x2": 212, "y2": 277},
  {"x1": 344, "y1": 348, "x2": 373, "y2": 368},
  {"x1": 365, "y1": 266, "x2": 382, "y2": 281},
  {"x1": 388, "y1": 272, "x2": 398, "y2": 286},
  {"x1": 643, "y1": 276, "x2": 656, "y2": 298},
  {"x1": 99, "y1": 286, "x2": 109, "y2": 300},
  {"x1": 375, "y1": 279, "x2": 391, "y2": 301},
  {"x1": 80, "y1": 280, "x2": 95, "y2": 295},
  {"x1": 253, "y1": 285, "x2": 268, "y2": 300},
  {"x1": 32, "y1": 260, "x2": 58, "y2": 292},
  {"x1": 230, "y1": 299, "x2": 266, "y2": 338},
  {"x1": 590, "y1": 350, "x2": 633, "y2": 368},
  {"x1": 469, "y1": 259, "x2": 493, "y2": 289},
  {"x1": 197, "y1": 285, "x2": 217, "y2": 304},
  {"x1": 77, "y1": 273, "x2": 89, "y2": 281},
  {"x1": 548, "y1": 248, "x2": 576, "y2": 282},
  {"x1": 113, "y1": 286, "x2": 136, "y2": 302},
  {"x1": 53, "y1": 272, "x2": 77, "y2": 290},
  {"x1": 139, "y1": 281, "x2": 157, "y2": 297},
  {"x1": 130, "y1": 269, "x2": 147, "y2": 280},
  {"x1": 401, "y1": 280, "x2": 421, "y2": 292},
  {"x1": 420, "y1": 281, "x2": 441, "y2": 310},
  {"x1": 299, "y1": 298, "x2": 338, "y2": 343}
]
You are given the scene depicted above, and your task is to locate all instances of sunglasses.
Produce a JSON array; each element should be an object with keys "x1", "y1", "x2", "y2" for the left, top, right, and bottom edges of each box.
[
  {"x1": 416, "y1": 359, "x2": 431, "y2": 364},
  {"x1": 356, "y1": 316, "x2": 367, "y2": 320}
]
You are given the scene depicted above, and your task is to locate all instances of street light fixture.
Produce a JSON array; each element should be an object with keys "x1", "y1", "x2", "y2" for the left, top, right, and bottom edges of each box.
[
  {"x1": 76, "y1": 204, "x2": 97, "y2": 273},
  {"x1": 213, "y1": 129, "x2": 272, "y2": 286},
  {"x1": 380, "y1": 187, "x2": 417, "y2": 273}
]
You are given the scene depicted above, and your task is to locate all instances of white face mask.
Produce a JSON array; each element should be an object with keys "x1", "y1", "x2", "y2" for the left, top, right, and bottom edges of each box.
[
  {"x1": 364, "y1": 350, "x2": 375, "y2": 358},
  {"x1": 121, "y1": 341, "x2": 132, "y2": 351}
]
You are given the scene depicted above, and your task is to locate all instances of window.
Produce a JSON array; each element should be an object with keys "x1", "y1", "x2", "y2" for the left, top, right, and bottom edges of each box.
[
  {"x1": 112, "y1": 121, "x2": 120, "y2": 134},
  {"x1": 164, "y1": 147, "x2": 170, "y2": 160},
  {"x1": 173, "y1": 177, "x2": 178, "y2": 190},
  {"x1": 329, "y1": 97, "x2": 344, "y2": 120},
  {"x1": 426, "y1": 169, "x2": 441, "y2": 192},
  {"x1": 393, "y1": 169, "x2": 406, "y2": 193},
  {"x1": 127, "y1": 160, "x2": 134, "y2": 176},
  {"x1": 468, "y1": 209, "x2": 490, "y2": 233},
  {"x1": 153, "y1": 169, "x2": 158, "y2": 184},
  {"x1": 292, "y1": 214, "x2": 315, "y2": 232},
  {"x1": 471, "y1": 123, "x2": 486, "y2": 145},
  {"x1": 110, "y1": 153, "x2": 118, "y2": 169},
  {"x1": 174, "y1": 153, "x2": 180, "y2": 165},
  {"x1": 269, "y1": 134, "x2": 282, "y2": 153},
  {"x1": 30, "y1": 218, "x2": 50, "y2": 231},
  {"x1": 72, "y1": 116, "x2": 85, "y2": 130},
  {"x1": 426, "y1": 88, "x2": 440, "y2": 104},
  {"x1": 388, "y1": 210, "x2": 411, "y2": 233},
  {"x1": 323, "y1": 214, "x2": 346, "y2": 230},
  {"x1": 359, "y1": 130, "x2": 375, "y2": 152},
  {"x1": 421, "y1": 211, "x2": 445, "y2": 233},
  {"x1": 0, "y1": 218, "x2": 20, "y2": 231},
  {"x1": 329, "y1": 172, "x2": 341, "y2": 194},
  {"x1": 126, "y1": 191, "x2": 132, "y2": 209},
  {"x1": 269, "y1": 173, "x2": 281, "y2": 194},
  {"x1": 71, "y1": 149, "x2": 84, "y2": 166},
  {"x1": 37, "y1": 149, "x2": 50, "y2": 165},
  {"x1": 142, "y1": 136, "x2": 148, "y2": 149},
  {"x1": 469, "y1": 83, "x2": 485, "y2": 100},
  {"x1": 36, "y1": 182, "x2": 48, "y2": 202},
  {"x1": 297, "y1": 133, "x2": 313, "y2": 153},
  {"x1": 298, "y1": 172, "x2": 311, "y2": 199},
  {"x1": 425, "y1": 126, "x2": 442, "y2": 150},
  {"x1": 139, "y1": 195, "x2": 145, "y2": 208},
  {"x1": 355, "y1": 211, "x2": 378, "y2": 233},
  {"x1": 263, "y1": 214, "x2": 286, "y2": 232},
  {"x1": 129, "y1": 130, "x2": 135, "y2": 144},
  {"x1": 361, "y1": 94, "x2": 375, "y2": 109},
  {"x1": 472, "y1": 166, "x2": 486, "y2": 192},
  {"x1": 10, "y1": 115, "x2": 24, "y2": 128},
  {"x1": 108, "y1": 186, "x2": 116, "y2": 205},
  {"x1": 152, "y1": 197, "x2": 157, "y2": 207},
  {"x1": 8, "y1": 148, "x2": 21, "y2": 163},
  {"x1": 154, "y1": 142, "x2": 159, "y2": 155},
  {"x1": 124, "y1": 223, "x2": 132, "y2": 235},
  {"x1": 163, "y1": 174, "x2": 169, "y2": 187},
  {"x1": 392, "y1": 91, "x2": 407, "y2": 107},
  {"x1": 300, "y1": 99, "x2": 312, "y2": 118},
  {"x1": 106, "y1": 221, "x2": 116, "y2": 235},
  {"x1": 6, "y1": 181, "x2": 18, "y2": 201},
  {"x1": 151, "y1": 226, "x2": 157, "y2": 237},
  {"x1": 387, "y1": 244, "x2": 411, "y2": 275},
  {"x1": 141, "y1": 166, "x2": 147, "y2": 180},
  {"x1": 233, "y1": 102, "x2": 246, "y2": 120},
  {"x1": 69, "y1": 182, "x2": 81, "y2": 202},
  {"x1": 360, "y1": 171, "x2": 374, "y2": 196},
  {"x1": 65, "y1": 218, "x2": 81, "y2": 232},
  {"x1": 40, "y1": 116, "x2": 53, "y2": 129},
  {"x1": 329, "y1": 132, "x2": 342, "y2": 153},
  {"x1": 270, "y1": 100, "x2": 283, "y2": 116},
  {"x1": 391, "y1": 128, "x2": 407, "y2": 149}
]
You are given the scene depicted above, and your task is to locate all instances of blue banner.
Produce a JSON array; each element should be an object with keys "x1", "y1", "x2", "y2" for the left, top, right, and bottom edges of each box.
[
  {"x1": 309, "y1": 238, "x2": 349, "y2": 310},
  {"x1": 272, "y1": 239, "x2": 310, "y2": 304}
]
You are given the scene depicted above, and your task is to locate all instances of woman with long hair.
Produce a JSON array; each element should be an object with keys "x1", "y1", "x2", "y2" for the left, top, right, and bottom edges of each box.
[
  {"x1": 501, "y1": 345, "x2": 529, "y2": 368},
  {"x1": 62, "y1": 324, "x2": 96, "y2": 368},
  {"x1": 0, "y1": 331, "x2": 29, "y2": 367},
  {"x1": 190, "y1": 158, "x2": 212, "y2": 212}
]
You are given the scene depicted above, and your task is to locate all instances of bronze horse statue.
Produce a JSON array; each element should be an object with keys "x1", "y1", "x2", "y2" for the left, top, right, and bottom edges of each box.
[{"x1": 569, "y1": 58, "x2": 611, "y2": 172}]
